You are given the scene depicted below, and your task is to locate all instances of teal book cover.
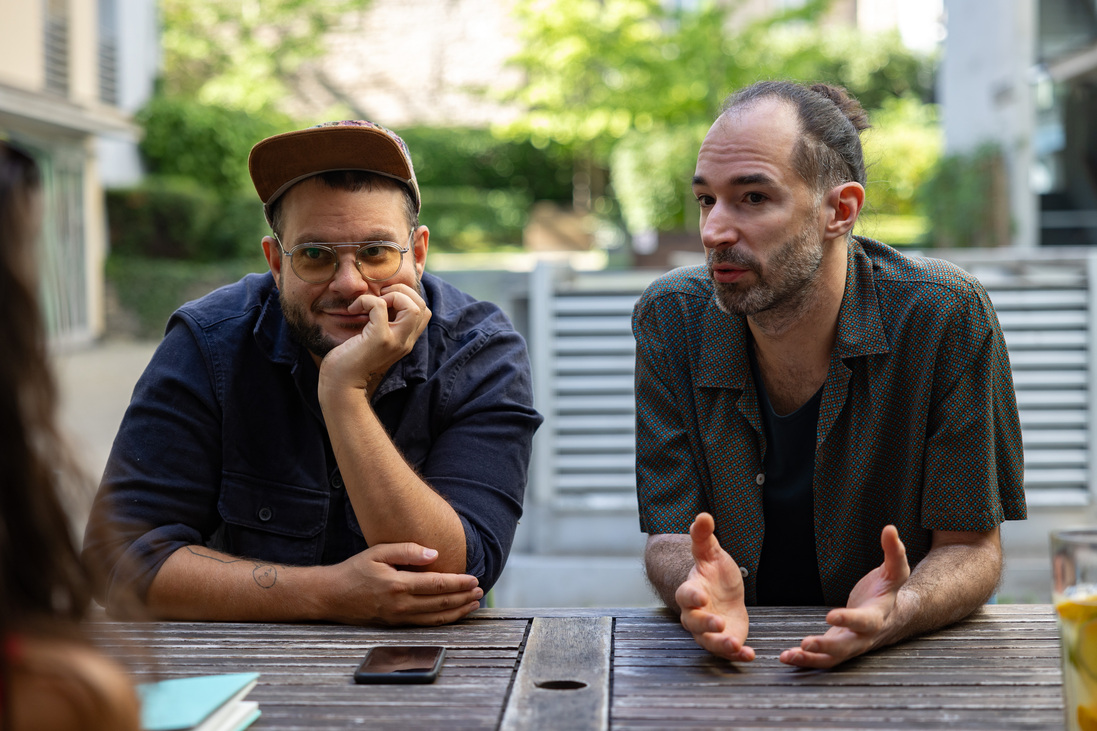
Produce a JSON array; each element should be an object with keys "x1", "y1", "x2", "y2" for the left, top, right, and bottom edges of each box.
[{"x1": 137, "y1": 672, "x2": 261, "y2": 731}]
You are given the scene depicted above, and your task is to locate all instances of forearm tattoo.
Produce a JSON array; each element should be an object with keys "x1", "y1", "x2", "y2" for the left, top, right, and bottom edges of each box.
[{"x1": 185, "y1": 546, "x2": 280, "y2": 588}]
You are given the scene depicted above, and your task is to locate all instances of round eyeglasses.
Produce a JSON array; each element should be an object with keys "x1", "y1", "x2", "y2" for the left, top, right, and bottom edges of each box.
[{"x1": 273, "y1": 231, "x2": 413, "y2": 284}]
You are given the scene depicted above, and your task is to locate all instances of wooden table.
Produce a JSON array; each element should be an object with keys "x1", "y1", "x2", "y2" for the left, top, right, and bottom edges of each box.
[{"x1": 87, "y1": 604, "x2": 1064, "y2": 730}]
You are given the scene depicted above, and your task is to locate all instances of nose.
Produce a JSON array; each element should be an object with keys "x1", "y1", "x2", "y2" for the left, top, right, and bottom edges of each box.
[
  {"x1": 327, "y1": 250, "x2": 380, "y2": 298},
  {"x1": 700, "y1": 201, "x2": 739, "y2": 251}
]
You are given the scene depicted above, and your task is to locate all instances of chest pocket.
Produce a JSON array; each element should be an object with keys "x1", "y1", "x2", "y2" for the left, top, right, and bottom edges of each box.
[{"x1": 216, "y1": 472, "x2": 328, "y2": 566}]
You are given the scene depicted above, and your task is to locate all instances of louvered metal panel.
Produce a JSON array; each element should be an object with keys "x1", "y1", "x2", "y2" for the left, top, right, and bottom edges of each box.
[{"x1": 531, "y1": 253, "x2": 1097, "y2": 513}]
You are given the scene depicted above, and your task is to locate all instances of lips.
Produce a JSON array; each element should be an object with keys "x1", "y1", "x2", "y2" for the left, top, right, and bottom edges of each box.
[
  {"x1": 322, "y1": 311, "x2": 369, "y2": 326},
  {"x1": 711, "y1": 266, "x2": 751, "y2": 284}
]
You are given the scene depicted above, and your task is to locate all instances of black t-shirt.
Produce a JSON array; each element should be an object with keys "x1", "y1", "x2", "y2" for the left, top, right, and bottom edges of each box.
[{"x1": 749, "y1": 349, "x2": 826, "y2": 606}]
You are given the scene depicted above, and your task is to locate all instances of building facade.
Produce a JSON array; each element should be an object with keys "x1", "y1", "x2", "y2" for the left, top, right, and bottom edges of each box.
[{"x1": 0, "y1": 0, "x2": 156, "y2": 345}]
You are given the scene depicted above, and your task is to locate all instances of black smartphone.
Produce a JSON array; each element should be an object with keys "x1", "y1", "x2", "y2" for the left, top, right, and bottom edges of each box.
[{"x1": 353, "y1": 645, "x2": 446, "y2": 684}]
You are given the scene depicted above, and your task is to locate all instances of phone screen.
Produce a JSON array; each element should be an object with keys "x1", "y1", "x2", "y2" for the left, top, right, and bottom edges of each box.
[{"x1": 353, "y1": 646, "x2": 446, "y2": 684}]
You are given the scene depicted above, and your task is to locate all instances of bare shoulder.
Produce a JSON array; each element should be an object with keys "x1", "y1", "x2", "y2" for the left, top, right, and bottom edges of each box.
[{"x1": 9, "y1": 635, "x2": 140, "y2": 731}]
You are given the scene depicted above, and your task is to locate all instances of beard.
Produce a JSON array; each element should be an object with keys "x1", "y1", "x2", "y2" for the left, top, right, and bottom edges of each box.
[
  {"x1": 709, "y1": 221, "x2": 825, "y2": 325},
  {"x1": 280, "y1": 291, "x2": 345, "y2": 358},
  {"x1": 278, "y1": 272, "x2": 424, "y2": 359}
]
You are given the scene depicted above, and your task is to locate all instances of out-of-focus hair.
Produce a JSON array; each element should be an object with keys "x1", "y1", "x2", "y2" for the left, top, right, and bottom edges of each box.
[{"x1": 0, "y1": 140, "x2": 96, "y2": 706}]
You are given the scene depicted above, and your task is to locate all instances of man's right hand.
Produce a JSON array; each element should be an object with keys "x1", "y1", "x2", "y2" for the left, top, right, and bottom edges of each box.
[
  {"x1": 675, "y1": 512, "x2": 755, "y2": 662},
  {"x1": 323, "y1": 542, "x2": 483, "y2": 626}
]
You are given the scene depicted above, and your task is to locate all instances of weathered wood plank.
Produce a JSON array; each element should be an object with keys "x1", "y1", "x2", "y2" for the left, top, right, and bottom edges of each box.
[
  {"x1": 86, "y1": 606, "x2": 1064, "y2": 729},
  {"x1": 499, "y1": 616, "x2": 612, "y2": 731}
]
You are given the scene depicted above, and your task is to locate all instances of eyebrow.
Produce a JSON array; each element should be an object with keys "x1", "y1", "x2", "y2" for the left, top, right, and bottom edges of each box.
[
  {"x1": 692, "y1": 172, "x2": 777, "y2": 187},
  {"x1": 293, "y1": 231, "x2": 400, "y2": 244}
]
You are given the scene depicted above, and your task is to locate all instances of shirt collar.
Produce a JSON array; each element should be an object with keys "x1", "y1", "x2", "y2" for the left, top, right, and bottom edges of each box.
[{"x1": 835, "y1": 236, "x2": 891, "y2": 359}]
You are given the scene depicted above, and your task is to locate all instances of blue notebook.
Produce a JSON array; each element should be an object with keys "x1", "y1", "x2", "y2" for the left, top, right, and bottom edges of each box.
[{"x1": 137, "y1": 672, "x2": 261, "y2": 731}]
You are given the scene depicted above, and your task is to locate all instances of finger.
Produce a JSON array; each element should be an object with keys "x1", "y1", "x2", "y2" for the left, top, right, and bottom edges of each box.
[
  {"x1": 403, "y1": 599, "x2": 482, "y2": 627},
  {"x1": 675, "y1": 580, "x2": 710, "y2": 611},
  {"x1": 367, "y1": 542, "x2": 441, "y2": 567},
  {"x1": 778, "y1": 647, "x2": 842, "y2": 669},
  {"x1": 689, "y1": 512, "x2": 722, "y2": 564},
  {"x1": 403, "y1": 571, "x2": 481, "y2": 597},
  {"x1": 698, "y1": 632, "x2": 755, "y2": 662},
  {"x1": 380, "y1": 289, "x2": 417, "y2": 314},
  {"x1": 348, "y1": 293, "x2": 386, "y2": 318},
  {"x1": 880, "y1": 525, "x2": 910, "y2": 581},
  {"x1": 680, "y1": 607, "x2": 725, "y2": 636},
  {"x1": 826, "y1": 608, "x2": 882, "y2": 634}
]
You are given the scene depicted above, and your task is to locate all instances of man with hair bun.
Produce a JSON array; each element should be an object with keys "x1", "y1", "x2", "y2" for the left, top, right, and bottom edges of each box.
[{"x1": 634, "y1": 80, "x2": 1026, "y2": 668}]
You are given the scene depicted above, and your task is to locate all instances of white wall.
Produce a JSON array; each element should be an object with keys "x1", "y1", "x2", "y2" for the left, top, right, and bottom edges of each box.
[
  {"x1": 97, "y1": 0, "x2": 159, "y2": 188},
  {"x1": 940, "y1": 0, "x2": 1038, "y2": 248}
]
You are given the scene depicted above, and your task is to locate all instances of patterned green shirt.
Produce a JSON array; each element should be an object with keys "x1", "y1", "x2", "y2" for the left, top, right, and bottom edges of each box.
[{"x1": 633, "y1": 236, "x2": 1027, "y2": 606}]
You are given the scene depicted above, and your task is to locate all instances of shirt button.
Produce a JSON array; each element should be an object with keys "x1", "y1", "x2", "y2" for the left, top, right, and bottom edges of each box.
[
  {"x1": 740, "y1": 566, "x2": 749, "y2": 578},
  {"x1": 755, "y1": 473, "x2": 765, "y2": 485},
  {"x1": 332, "y1": 474, "x2": 343, "y2": 489},
  {"x1": 257, "y1": 507, "x2": 273, "y2": 522}
]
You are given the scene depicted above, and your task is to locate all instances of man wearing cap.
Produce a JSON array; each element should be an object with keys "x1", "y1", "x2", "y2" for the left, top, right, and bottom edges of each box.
[{"x1": 83, "y1": 121, "x2": 543, "y2": 625}]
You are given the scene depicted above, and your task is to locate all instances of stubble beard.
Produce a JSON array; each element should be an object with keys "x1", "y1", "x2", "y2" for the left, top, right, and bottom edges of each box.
[{"x1": 710, "y1": 222, "x2": 826, "y2": 334}]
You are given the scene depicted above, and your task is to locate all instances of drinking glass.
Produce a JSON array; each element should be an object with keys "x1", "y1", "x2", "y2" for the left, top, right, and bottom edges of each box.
[{"x1": 1052, "y1": 528, "x2": 1097, "y2": 731}]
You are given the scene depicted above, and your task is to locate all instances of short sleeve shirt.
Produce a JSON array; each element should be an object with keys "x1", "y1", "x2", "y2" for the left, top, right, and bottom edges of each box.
[{"x1": 632, "y1": 237, "x2": 1027, "y2": 606}]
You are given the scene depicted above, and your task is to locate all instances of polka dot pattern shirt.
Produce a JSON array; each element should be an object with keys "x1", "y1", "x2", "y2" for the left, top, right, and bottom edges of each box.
[{"x1": 632, "y1": 237, "x2": 1027, "y2": 606}]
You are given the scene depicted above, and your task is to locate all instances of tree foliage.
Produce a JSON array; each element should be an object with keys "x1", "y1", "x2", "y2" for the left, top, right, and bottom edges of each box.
[
  {"x1": 159, "y1": 0, "x2": 371, "y2": 113},
  {"x1": 137, "y1": 94, "x2": 295, "y2": 197},
  {"x1": 504, "y1": 0, "x2": 937, "y2": 234}
]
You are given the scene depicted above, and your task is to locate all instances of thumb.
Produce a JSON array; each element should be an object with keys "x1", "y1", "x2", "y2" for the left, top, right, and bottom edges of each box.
[
  {"x1": 689, "y1": 512, "x2": 722, "y2": 564},
  {"x1": 880, "y1": 525, "x2": 909, "y2": 582},
  {"x1": 368, "y1": 542, "x2": 439, "y2": 567}
]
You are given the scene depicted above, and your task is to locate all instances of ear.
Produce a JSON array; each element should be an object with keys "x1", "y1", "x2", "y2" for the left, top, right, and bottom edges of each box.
[
  {"x1": 262, "y1": 236, "x2": 283, "y2": 282},
  {"x1": 823, "y1": 182, "x2": 865, "y2": 240},
  {"x1": 411, "y1": 225, "x2": 429, "y2": 278}
]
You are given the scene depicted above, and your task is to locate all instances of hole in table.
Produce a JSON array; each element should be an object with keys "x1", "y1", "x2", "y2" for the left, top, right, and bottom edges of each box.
[{"x1": 535, "y1": 680, "x2": 588, "y2": 691}]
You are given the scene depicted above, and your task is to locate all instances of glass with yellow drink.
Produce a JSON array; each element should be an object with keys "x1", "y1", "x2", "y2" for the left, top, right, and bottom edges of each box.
[{"x1": 1052, "y1": 529, "x2": 1097, "y2": 731}]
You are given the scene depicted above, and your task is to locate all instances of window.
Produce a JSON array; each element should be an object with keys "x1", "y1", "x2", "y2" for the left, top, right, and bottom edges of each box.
[{"x1": 44, "y1": 0, "x2": 70, "y2": 96}]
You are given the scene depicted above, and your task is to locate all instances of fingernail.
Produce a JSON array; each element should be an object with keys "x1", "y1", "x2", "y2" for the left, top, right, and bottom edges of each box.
[{"x1": 423, "y1": 548, "x2": 438, "y2": 559}]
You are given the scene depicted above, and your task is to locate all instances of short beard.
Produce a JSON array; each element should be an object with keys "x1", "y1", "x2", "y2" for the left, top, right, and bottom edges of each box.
[
  {"x1": 278, "y1": 271, "x2": 424, "y2": 359},
  {"x1": 709, "y1": 222, "x2": 825, "y2": 332}
]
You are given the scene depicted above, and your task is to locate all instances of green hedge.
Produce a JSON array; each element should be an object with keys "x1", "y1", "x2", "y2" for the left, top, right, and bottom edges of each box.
[
  {"x1": 106, "y1": 255, "x2": 268, "y2": 339},
  {"x1": 917, "y1": 143, "x2": 1009, "y2": 247},
  {"x1": 398, "y1": 126, "x2": 574, "y2": 202},
  {"x1": 106, "y1": 176, "x2": 269, "y2": 261},
  {"x1": 137, "y1": 94, "x2": 294, "y2": 198}
]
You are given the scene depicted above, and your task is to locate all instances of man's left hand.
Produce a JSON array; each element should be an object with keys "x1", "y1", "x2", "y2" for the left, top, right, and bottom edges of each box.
[{"x1": 779, "y1": 525, "x2": 910, "y2": 669}]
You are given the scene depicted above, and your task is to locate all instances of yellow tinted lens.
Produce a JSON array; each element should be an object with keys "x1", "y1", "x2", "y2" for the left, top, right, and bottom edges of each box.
[
  {"x1": 294, "y1": 246, "x2": 336, "y2": 281},
  {"x1": 357, "y1": 245, "x2": 401, "y2": 280}
]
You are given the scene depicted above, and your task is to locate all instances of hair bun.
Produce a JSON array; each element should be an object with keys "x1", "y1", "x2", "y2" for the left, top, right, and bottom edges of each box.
[{"x1": 809, "y1": 83, "x2": 870, "y2": 132}]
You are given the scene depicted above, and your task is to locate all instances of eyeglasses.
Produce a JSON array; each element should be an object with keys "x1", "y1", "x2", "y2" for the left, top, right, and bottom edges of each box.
[{"x1": 274, "y1": 230, "x2": 413, "y2": 284}]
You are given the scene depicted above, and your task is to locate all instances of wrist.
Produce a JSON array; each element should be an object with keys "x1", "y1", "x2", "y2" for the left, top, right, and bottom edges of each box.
[{"x1": 293, "y1": 564, "x2": 335, "y2": 622}]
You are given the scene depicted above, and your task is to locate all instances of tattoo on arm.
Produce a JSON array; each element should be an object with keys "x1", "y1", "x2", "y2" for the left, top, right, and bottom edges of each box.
[{"x1": 185, "y1": 546, "x2": 280, "y2": 589}]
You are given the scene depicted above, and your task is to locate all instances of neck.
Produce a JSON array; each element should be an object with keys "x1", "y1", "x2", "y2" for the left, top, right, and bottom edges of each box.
[{"x1": 748, "y1": 235, "x2": 848, "y2": 361}]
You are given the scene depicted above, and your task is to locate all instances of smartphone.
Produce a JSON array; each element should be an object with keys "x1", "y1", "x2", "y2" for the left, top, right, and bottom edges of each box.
[{"x1": 353, "y1": 645, "x2": 446, "y2": 684}]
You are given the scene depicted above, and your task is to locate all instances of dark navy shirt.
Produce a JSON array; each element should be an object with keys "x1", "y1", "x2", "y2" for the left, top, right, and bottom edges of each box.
[
  {"x1": 749, "y1": 348, "x2": 826, "y2": 606},
  {"x1": 83, "y1": 272, "x2": 543, "y2": 608}
]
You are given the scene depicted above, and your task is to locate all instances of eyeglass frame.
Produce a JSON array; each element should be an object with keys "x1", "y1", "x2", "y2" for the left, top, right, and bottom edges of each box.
[{"x1": 272, "y1": 229, "x2": 415, "y2": 284}]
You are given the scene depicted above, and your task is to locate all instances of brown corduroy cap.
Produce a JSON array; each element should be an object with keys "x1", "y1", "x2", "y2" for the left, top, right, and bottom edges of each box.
[{"x1": 248, "y1": 120, "x2": 421, "y2": 220}]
